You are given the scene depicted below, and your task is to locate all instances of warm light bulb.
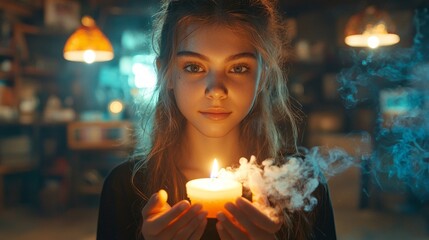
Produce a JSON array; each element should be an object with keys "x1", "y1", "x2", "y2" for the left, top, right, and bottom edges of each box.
[
  {"x1": 344, "y1": 6, "x2": 400, "y2": 48},
  {"x1": 83, "y1": 50, "x2": 96, "y2": 64},
  {"x1": 108, "y1": 100, "x2": 124, "y2": 114},
  {"x1": 63, "y1": 16, "x2": 114, "y2": 63},
  {"x1": 367, "y1": 36, "x2": 380, "y2": 49},
  {"x1": 210, "y1": 159, "x2": 219, "y2": 178}
]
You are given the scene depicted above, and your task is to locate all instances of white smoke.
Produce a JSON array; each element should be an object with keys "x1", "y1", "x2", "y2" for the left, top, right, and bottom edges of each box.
[{"x1": 219, "y1": 148, "x2": 356, "y2": 222}]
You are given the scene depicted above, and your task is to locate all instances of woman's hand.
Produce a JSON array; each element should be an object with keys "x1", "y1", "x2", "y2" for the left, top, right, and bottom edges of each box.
[
  {"x1": 141, "y1": 189, "x2": 208, "y2": 240},
  {"x1": 216, "y1": 197, "x2": 282, "y2": 240}
]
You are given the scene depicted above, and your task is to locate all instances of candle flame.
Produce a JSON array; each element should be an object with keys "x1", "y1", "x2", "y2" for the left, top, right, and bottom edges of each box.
[{"x1": 210, "y1": 159, "x2": 219, "y2": 178}]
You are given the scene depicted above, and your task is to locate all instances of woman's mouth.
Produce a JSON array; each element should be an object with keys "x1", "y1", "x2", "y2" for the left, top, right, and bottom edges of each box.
[{"x1": 199, "y1": 109, "x2": 232, "y2": 120}]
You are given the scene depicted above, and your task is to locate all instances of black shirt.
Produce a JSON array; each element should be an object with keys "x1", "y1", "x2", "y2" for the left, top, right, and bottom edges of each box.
[{"x1": 97, "y1": 161, "x2": 337, "y2": 239}]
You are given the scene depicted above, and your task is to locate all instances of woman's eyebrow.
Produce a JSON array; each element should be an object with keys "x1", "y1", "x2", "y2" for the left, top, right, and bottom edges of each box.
[
  {"x1": 225, "y1": 52, "x2": 257, "y2": 61},
  {"x1": 176, "y1": 51, "x2": 209, "y2": 61},
  {"x1": 176, "y1": 51, "x2": 257, "y2": 62}
]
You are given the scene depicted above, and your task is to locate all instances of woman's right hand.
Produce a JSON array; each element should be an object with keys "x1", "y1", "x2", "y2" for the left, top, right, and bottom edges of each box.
[{"x1": 141, "y1": 189, "x2": 208, "y2": 240}]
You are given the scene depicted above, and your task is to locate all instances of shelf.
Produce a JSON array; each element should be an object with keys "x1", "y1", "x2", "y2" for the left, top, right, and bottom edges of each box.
[
  {"x1": 67, "y1": 121, "x2": 133, "y2": 150},
  {"x1": 0, "y1": 71, "x2": 13, "y2": 80},
  {"x1": 0, "y1": 120, "x2": 72, "y2": 128},
  {"x1": 0, "y1": 48, "x2": 14, "y2": 57},
  {"x1": 0, "y1": 0, "x2": 35, "y2": 17},
  {"x1": 15, "y1": 23, "x2": 72, "y2": 37},
  {"x1": 78, "y1": 184, "x2": 102, "y2": 195},
  {"x1": 0, "y1": 163, "x2": 36, "y2": 174},
  {"x1": 21, "y1": 66, "x2": 56, "y2": 78}
]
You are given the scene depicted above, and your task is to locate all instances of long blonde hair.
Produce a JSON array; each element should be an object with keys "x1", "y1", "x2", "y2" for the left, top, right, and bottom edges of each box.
[{"x1": 132, "y1": 0, "x2": 308, "y2": 238}]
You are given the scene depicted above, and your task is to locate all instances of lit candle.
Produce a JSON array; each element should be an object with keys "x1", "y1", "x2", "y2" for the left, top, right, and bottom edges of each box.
[{"x1": 186, "y1": 159, "x2": 242, "y2": 218}]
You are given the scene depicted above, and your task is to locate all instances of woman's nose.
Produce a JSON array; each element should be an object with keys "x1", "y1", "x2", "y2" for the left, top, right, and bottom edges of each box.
[{"x1": 205, "y1": 72, "x2": 228, "y2": 100}]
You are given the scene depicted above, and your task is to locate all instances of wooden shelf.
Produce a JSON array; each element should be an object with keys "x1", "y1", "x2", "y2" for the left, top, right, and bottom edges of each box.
[
  {"x1": 0, "y1": 0, "x2": 35, "y2": 17},
  {"x1": 15, "y1": 23, "x2": 72, "y2": 37},
  {"x1": 67, "y1": 121, "x2": 133, "y2": 150},
  {"x1": 0, "y1": 163, "x2": 35, "y2": 174},
  {"x1": 78, "y1": 184, "x2": 103, "y2": 195},
  {"x1": 0, "y1": 71, "x2": 13, "y2": 80},
  {"x1": 21, "y1": 66, "x2": 56, "y2": 78},
  {"x1": 0, "y1": 119, "x2": 72, "y2": 127},
  {"x1": 0, "y1": 48, "x2": 14, "y2": 57}
]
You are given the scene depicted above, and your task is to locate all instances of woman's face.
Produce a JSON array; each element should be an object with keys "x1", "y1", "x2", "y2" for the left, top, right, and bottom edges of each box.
[{"x1": 172, "y1": 24, "x2": 262, "y2": 138}]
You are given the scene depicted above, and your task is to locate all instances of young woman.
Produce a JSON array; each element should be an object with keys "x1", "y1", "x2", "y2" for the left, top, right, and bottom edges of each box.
[{"x1": 97, "y1": 0, "x2": 336, "y2": 239}]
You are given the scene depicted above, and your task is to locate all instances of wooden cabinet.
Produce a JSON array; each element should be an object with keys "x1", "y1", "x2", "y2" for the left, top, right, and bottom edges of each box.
[
  {"x1": 0, "y1": 12, "x2": 72, "y2": 210},
  {"x1": 0, "y1": 123, "x2": 29, "y2": 210},
  {"x1": 0, "y1": 46, "x2": 16, "y2": 109},
  {"x1": 0, "y1": 121, "x2": 67, "y2": 210},
  {"x1": 0, "y1": 1, "x2": 36, "y2": 109},
  {"x1": 14, "y1": 23, "x2": 72, "y2": 123},
  {"x1": 0, "y1": 1, "x2": 72, "y2": 124},
  {"x1": 0, "y1": 120, "x2": 133, "y2": 210}
]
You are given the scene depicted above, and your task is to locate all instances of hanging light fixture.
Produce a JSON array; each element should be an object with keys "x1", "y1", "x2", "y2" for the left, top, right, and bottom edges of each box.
[
  {"x1": 344, "y1": 6, "x2": 400, "y2": 49},
  {"x1": 63, "y1": 16, "x2": 114, "y2": 64}
]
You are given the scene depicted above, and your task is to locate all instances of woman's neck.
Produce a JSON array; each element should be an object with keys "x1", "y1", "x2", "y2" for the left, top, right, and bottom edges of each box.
[{"x1": 177, "y1": 125, "x2": 243, "y2": 180}]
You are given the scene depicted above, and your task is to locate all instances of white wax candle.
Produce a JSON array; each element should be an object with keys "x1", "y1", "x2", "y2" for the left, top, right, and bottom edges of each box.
[{"x1": 186, "y1": 178, "x2": 242, "y2": 218}]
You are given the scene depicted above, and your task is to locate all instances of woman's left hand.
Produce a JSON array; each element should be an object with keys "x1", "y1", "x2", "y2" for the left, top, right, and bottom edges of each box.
[{"x1": 216, "y1": 197, "x2": 282, "y2": 240}]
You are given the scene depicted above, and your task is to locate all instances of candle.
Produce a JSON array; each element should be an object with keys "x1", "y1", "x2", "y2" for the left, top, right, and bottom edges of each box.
[{"x1": 186, "y1": 159, "x2": 242, "y2": 218}]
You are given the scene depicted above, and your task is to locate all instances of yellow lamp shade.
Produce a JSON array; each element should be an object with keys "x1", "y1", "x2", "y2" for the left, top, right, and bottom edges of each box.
[
  {"x1": 63, "y1": 16, "x2": 114, "y2": 63},
  {"x1": 345, "y1": 6, "x2": 400, "y2": 48}
]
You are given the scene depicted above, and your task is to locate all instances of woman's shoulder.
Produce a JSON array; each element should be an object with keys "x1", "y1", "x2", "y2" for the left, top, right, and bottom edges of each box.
[
  {"x1": 105, "y1": 160, "x2": 134, "y2": 182},
  {"x1": 103, "y1": 159, "x2": 147, "y2": 190},
  {"x1": 100, "y1": 158, "x2": 152, "y2": 203},
  {"x1": 114, "y1": 159, "x2": 136, "y2": 173}
]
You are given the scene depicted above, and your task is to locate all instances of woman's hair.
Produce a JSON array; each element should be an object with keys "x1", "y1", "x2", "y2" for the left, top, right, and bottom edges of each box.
[{"x1": 132, "y1": 0, "x2": 309, "y2": 238}]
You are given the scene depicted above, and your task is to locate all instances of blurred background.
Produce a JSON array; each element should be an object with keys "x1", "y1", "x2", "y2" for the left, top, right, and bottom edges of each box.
[{"x1": 0, "y1": 0, "x2": 428, "y2": 239}]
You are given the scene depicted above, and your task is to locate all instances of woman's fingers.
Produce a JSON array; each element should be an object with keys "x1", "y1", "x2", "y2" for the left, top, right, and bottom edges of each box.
[
  {"x1": 141, "y1": 189, "x2": 210, "y2": 240},
  {"x1": 168, "y1": 204, "x2": 203, "y2": 234},
  {"x1": 216, "y1": 221, "x2": 233, "y2": 240},
  {"x1": 142, "y1": 189, "x2": 170, "y2": 219},
  {"x1": 146, "y1": 201, "x2": 198, "y2": 240},
  {"x1": 141, "y1": 190, "x2": 174, "y2": 237},
  {"x1": 142, "y1": 190, "x2": 192, "y2": 237},
  {"x1": 150, "y1": 200, "x2": 190, "y2": 228},
  {"x1": 143, "y1": 202, "x2": 204, "y2": 239},
  {"x1": 175, "y1": 210, "x2": 208, "y2": 239},
  {"x1": 189, "y1": 215, "x2": 208, "y2": 240},
  {"x1": 224, "y1": 202, "x2": 261, "y2": 237},
  {"x1": 236, "y1": 197, "x2": 282, "y2": 233},
  {"x1": 216, "y1": 197, "x2": 283, "y2": 240},
  {"x1": 216, "y1": 212, "x2": 249, "y2": 239}
]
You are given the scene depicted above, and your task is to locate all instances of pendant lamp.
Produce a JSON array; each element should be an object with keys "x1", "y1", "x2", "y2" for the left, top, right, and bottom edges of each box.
[
  {"x1": 344, "y1": 6, "x2": 400, "y2": 48},
  {"x1": 63, "y1": 16, "x2": 114, "y2": 63}
]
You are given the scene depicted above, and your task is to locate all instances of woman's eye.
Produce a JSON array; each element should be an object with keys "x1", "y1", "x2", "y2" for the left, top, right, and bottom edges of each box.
[
  {"x1": 184, "y1": 64, "x2": 204, "y2": 73},
  {"x1": 230, "y1": 65, "x2": 249, "y2": 73}
]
